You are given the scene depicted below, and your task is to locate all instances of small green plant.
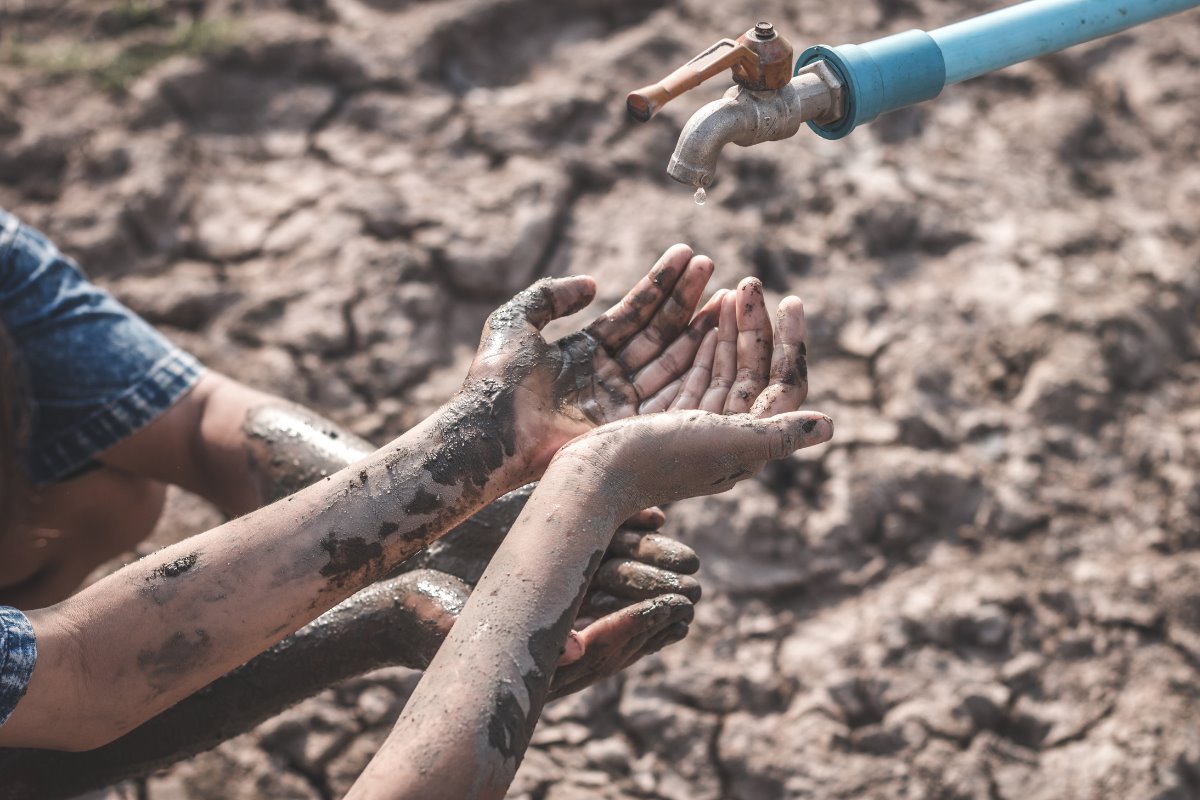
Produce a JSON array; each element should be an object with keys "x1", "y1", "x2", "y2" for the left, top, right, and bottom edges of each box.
[
  {"x1": 0, "y1": 17, "x2": 241, "y2": 93},
  {"x1": 102, "y1": 0, "x2": 170, "y2": 35}
]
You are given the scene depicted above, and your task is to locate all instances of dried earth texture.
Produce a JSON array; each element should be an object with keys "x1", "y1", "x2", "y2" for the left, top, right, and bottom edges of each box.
[{"x1": 4, "y1": 0, "x2": 1200, "y2": 798}]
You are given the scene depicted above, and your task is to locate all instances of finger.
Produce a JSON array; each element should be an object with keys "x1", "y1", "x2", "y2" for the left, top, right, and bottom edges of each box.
[
  {"x1": 615, "y1": 255, "x2": 715, "y2": 374},
  {"x1": 550, "y1": 595, "x2": 694, "y2": 700},
  {"x1": 638, "y1": 377, "x2": 682, "y2": 414},
  {"x1": 594, "y1": 559, "x2": 702, "y2": 602},
  {"x1": 585, "y1": 244, "x2": 693, "y2": 349},
  {"x1": 608, "y1": 530, "x2": 700, "y2": 574},
  {"x1": 488, "y1": 276, "x2": 598, "y2": 334},
  {"x1": 638, "y1": 621, "x2": 691, "y2": 659},
  {"x1": 756, "y1": 411, "x2": 834, "y2": 460},
  {"x1": 698, "y1": 293, "x2": 738, "y2": 412},
  {"x1": 558, "y1": 629, "x2": 586, "y2": 666},
  {"x1": 724, "y1": 277, "x2": 772, "y2": 414},
  {"x1": 579, "y1": 589, "x2": 631, "y2": 619},
  {"x1": 750, "y1": 295, "x2": 810, "y2": 417},
  {"x1": 622, "y1": 506, "x2": 666, "y2": 530},
  {"x1": 669, "y1": 327, "x2": 718, "y2": 411},
  {"x1": 632, "y1": 287, "x2": 723, "y2": 400}
]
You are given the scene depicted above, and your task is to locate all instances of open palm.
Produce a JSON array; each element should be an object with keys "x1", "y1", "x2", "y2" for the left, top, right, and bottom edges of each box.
[{"x1": 464, "y1": 244, "x2": 722, "y2": 479}]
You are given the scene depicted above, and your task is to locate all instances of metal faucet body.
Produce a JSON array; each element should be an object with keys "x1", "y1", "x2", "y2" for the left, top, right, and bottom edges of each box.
[
  {"x1": 667, "y1": 62, "x2": 842, "y2": 189},
  {"x1": 633, "y1": 1, "x2": 1200, "y2": 189}
]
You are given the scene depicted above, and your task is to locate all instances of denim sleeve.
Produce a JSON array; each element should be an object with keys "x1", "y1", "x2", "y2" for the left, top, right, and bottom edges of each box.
[
  {"x1": 0, "y1": 607, "x2": 35, "y2": 728},
  {"x1": 0, "y1": 209, "x2": 205, "y2": 485}
]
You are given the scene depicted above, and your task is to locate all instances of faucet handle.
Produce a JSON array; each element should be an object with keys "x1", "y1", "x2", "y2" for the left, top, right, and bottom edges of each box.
[
  {"x1": 626, "y1": 38, "x2": 754, "y2": 122},
  {"x1": 626, "y1": 23, "x2": 795, "y2": 122}
]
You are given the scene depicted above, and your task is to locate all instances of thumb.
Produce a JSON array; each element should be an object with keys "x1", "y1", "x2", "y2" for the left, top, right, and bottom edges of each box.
[
  {"x1": 755, "y1": 411, "x2": 834, "y2": 460},
  {"x1": 490, "y1": 276, "x2": 598, "y2": 333},
  {"x1": 557, "y1": 629, "x2": 585, "y2": 666}
]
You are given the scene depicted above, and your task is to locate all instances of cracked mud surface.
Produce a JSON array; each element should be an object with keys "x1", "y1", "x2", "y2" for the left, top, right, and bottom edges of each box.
[{"x1": 4, "y1": 0, "x2": 1200, "y2": 798}]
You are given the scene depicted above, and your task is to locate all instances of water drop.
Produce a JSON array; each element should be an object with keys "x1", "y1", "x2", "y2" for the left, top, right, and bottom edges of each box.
[{"x1": 693, "y1": 187, "x2": 707, "y2": 205}]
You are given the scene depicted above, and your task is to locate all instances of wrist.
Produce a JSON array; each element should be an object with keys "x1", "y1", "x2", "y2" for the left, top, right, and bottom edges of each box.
[
  {"x1": 543, "y1": 437, "x2": 638, "y2": 523},
  {"x1": 394, "y1": 400, "x2": 532, "y2": 502}
]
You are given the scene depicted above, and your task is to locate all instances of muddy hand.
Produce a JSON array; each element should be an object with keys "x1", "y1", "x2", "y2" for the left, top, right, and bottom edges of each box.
[
  {"x1": 556, "y1": 406, "x2": 832, "y2": 512},
  {"x1": 579, "y1": 526, "x2": 700, "y2": 618},
  {"x1": 638, "y1": 277, "x2": 809, "y2": 417},
  {"x1": 465, "y1": 244, "x2": 721, "y2": 484},
  {"x1": 552, "y1": 512, "x2": 702, "y2": 696},
  {"x1": 556, "y1": 274, "x2": 830, "y2": 509},
  {"x1": 397, "y1": 489, "x2": 701, "y2": 697},
  {"x1": 549, "y1": 593, "x2": 694, "y2": 700}
]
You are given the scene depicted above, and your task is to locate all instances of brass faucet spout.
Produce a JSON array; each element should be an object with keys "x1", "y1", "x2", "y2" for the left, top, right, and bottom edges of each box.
[{"x1": 665, "y1": 61, "x2": 845, "y2": 188}]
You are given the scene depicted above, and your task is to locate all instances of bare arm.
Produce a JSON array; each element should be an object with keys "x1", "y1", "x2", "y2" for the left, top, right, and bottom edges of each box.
[
  {"x1": 2, "y1": 399, "x2": 521, "y2": 752},
  {"x1": 0, "y1": 246, "x2": 720, "y2": 752},
  {"x1": 350, "y1": 287, "x2": 829, "y2": 800},
  {"x1": 0, "y1": 492, "x2": 697, "y2": 799},
  {"x1": 349, "y1": 409, "x2": 834, "y2": 800},
  {"x1": 99, "y1": 371, "x2": 377, "y2": 517},
  {"x1": 0, "y1": 569, "x2": 463, "y2": 799}
]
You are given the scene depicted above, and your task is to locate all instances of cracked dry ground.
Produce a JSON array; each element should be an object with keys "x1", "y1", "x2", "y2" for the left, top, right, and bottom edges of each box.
[{"x1": 4, "y1": 0, "x2": 1200, "y2": 798}]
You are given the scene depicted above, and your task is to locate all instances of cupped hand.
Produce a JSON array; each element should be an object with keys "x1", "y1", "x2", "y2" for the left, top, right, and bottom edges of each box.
[
  {"x1": 462, "y1": 244, "x2": 721, "y2": 485},
  {"x1": 394, "y1": 490, "x2": 702, "y2": 698},
  {"x1": 554, "y1": 279, "x2": 832, "y2": 513},
  {"x1": 639, "y1": 276, "x2": 809, "y2": 416}
]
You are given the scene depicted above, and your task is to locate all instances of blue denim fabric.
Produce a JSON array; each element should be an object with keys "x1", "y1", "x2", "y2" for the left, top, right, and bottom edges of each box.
[
  {"x1": 0, "y1": 209, "x2": 205, "y2": 485},
  {"x1": 0, "y1": 606, "x2": 35, "y2": 727}
]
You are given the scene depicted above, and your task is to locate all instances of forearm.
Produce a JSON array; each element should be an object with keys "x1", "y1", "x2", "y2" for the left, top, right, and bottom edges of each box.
[
  {"x1": 348, "y1": 459, "x2": 628, "y2": 800},
  {"x1": 0, "y1": 570, "x2": 467, "y2": 800},
  {"x1": 96, "y1": 374, "x2": 378, "y2": 518},
  {"x1": 194, "y1": 375, "x2": 378, "y2": 515},
  {"x1": 2, "y1": 398, "x2": 528, "y2": 751}
]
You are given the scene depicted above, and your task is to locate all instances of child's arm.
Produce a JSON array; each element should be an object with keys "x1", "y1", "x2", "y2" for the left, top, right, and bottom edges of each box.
[
  {"x1": 0, "y1": 250, "x2": 717, "y2": 753},
  {"x1": 348, "y1": 408, "x2": 833, "y2": 800},
  {"x1": 349, "y1": 288, "x2": 826, "y2": 800}
]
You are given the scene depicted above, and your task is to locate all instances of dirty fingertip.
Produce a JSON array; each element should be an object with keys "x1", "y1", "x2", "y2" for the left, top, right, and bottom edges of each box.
[
  {"x1": 560, "y1": 275, "x2": 598, "y2": 314},
  {"x1": 645, "y1": 622, "x2": 691, "y2": 655},
  {"x1": 688, "y1": 254, "x2": 715, "y2": 276},
  {"x1": 799, "y1": 413, "x2": 834, "y2": 442},
  {"x1": 625, "y1": 506, "x2": 666, "y2": 529},
  {"x1": 737, "y1": 276, "x2": 764, "y2": 294},
  {"x1": 778, "y1": 295, "x2": 804, "y2": 315},
  {"x1": 658, "y1": 243, "x2": 695, "y2": 271},
  {"x1": 663, "y1": 621, "x2": 690, "y2": 644}
]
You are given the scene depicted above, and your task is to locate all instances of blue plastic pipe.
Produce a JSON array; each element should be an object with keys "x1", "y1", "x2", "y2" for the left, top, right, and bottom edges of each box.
[{"x1": 796, "y1": 0, "x2": 1200, "y2": 139}]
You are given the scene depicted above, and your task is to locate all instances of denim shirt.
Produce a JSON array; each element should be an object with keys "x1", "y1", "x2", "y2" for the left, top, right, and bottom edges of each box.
[
  {"x1": 0, "y1": 208, "x2": 204, "y2": 485},
  {"x1": 0, "y1": 607, "x2": 35, "y2": 727}
]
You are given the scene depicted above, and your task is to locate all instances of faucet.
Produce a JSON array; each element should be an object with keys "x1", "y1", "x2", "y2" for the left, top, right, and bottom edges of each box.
[
  {"x1": 629, "y1": 1, "x2": 1200, "y2": 191},
  {"x1": 626, "y1": 22, "x2": 844, "y2": 189}
]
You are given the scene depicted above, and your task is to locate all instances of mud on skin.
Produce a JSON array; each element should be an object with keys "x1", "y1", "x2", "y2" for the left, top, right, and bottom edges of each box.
[
  {"x1": 484, "y1": 549, "x2": 604, "y2": 764},
  {"x1": 413, "y1": 282, "x2": 596, "y2": 496},
  {"x1": 140, "y1": 552, "x2": 202, "y2": 605},
  {"x1": 244, "y1": 404, "x2": 456, "y2": 584},
  {"x1": 137, "y1": 629, "x2": 213, "y2": 694},
  {"x1": 0, "y1": 572, "x2": 475, "y2": 800},
  {"x1": 243, "y1": 405, "x2": 375, "y2": 503},
  {"x1": 426, "y1": 377, "x2": 519, "y2": 491},
  {"x1": 318, "y1": 532, "x2": 385, "y2": 588}
]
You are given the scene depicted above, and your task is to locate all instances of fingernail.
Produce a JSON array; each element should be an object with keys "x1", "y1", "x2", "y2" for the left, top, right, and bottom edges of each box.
[{"x1": 558, "y1": 631, "x2": 585, "y2": 665}]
